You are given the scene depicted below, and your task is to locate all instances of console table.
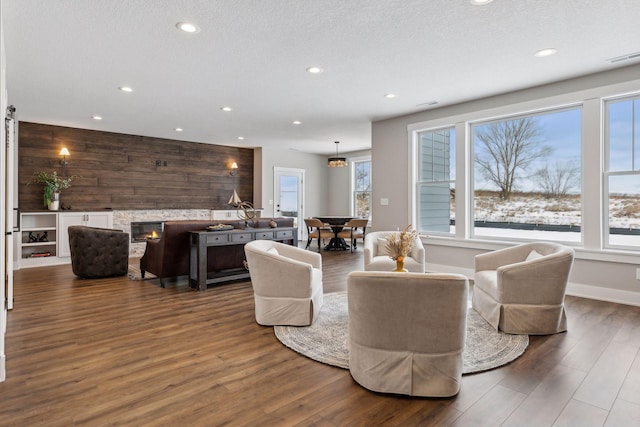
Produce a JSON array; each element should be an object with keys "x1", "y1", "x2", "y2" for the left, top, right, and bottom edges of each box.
[{"x1": 189, "y1": 226, "x2": 297, "y2": 291}]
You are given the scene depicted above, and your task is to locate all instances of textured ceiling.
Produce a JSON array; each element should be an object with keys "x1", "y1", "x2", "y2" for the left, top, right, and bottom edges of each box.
[{"x1": 3, "y1": 0, "x2": 640, "y2": 155}]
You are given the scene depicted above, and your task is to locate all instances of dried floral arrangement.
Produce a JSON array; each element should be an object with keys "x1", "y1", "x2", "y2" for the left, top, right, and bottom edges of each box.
[{"x1": 385, "y1": 225, "x2": 418, "y2": 261}]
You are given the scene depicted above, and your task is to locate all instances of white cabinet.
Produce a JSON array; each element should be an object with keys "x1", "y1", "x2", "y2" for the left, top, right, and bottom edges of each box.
[
  {"x1": 18, "y1": 211, "x2": 115, "y2": 267},
  {"x1": 210, "y1": 209, "x2": 263, "y2": 220},
  {"x1": 19, "y1": 212, "x2": 60, "y2": 267},
  {"x1": 211, "y1": 210, "x2": 237, "y2": 220},
  {"x1": 58, "y1": 211, "x2": 113, "y2": 257}
]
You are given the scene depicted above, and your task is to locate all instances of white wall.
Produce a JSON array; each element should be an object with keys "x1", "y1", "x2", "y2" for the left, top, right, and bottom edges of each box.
[
  {"x1": 257, "y1": 147, "x2": 372, "y2": 220},
  {"x1": 372, "y1": 63, "x2": 640, "y2": 306},
  {"x1": 1, "y1": 2, "x2": 8, "y2": 382},
  {"x1": 326, "y1": 149, "x2": 372, "y2": 216},
  {"x1": 257, "y1": 147, "x2": 329, "y2": 219}
]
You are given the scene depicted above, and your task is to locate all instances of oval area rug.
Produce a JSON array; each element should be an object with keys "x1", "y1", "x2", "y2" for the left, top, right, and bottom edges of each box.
[{"x1": 274, "y1": 292, "x2": 529, "y2": 374}]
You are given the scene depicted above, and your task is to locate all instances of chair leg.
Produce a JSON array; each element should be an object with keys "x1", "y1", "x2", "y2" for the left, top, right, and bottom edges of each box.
[
  {"x1": 351, "y1": 238, "x2": 356, "y2": 252},
  {"x1": 305, "y1": 237, "x2": 312, "y2": 249},
  {"x1": 317, "y1": 238, "x2": 322, "y2": 253},
  {"x1": 160, "y1": 278, "x2": 166, "y2": 288}
]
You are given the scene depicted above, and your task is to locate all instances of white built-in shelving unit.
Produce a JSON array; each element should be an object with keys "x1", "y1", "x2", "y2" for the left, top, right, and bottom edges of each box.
[{"x1": 18, "y1": 211, "x2": 113, "y2": 268}]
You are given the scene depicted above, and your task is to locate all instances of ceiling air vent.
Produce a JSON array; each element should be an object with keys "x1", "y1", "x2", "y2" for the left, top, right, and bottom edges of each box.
[{"x1": 606, "y1": 51, "x2": 640, "y2": 64}]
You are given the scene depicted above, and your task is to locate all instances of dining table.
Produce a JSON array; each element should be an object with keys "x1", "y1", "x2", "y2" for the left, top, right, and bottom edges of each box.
[{"x1": 314, "y1": 216, "x2": 356, "y2": 251}]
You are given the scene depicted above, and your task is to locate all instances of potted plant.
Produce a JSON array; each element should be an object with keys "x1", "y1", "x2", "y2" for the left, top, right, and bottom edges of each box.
[{"x1": 29, "y1": 170, "x2": 78, "y2": 210}]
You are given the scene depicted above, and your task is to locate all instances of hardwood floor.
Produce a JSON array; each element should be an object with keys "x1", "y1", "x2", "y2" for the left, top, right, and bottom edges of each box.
[{"x1": 1, "y1": 247, "x2": 640, "y2": 426}]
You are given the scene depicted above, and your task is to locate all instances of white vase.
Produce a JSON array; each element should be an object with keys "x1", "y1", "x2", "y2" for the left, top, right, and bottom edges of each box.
[{"x1": 48, "y1": 192, "x2": 60, "y2": 211}]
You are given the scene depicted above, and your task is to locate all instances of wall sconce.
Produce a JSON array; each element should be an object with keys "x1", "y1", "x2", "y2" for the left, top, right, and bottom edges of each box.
[
  {"x1": 60, "y1": 147, "x2": 70, "y2": 172},
  {"x1": 229, "y1": 161, "x2": 238, "y2": 176}
]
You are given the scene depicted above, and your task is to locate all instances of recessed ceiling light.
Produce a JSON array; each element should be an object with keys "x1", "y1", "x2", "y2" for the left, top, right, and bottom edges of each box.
[
  {"x1": 470, "y1": 0, "x2": 494, "y2": 5},
  {"x1": 534, "y1": 48, "x2": 557, "y2": 57},
  {"x1": 118, "y1": 86, "x2": 133, "y2": 92},
  {"x1": 176, "y1": 22, "x2": 200, "y2": 33},
  {"x1": 174, "y1": 128, "x2": 183, "y2": 132},
  {"x1": 306, "y1": 66, "x2": 323, "y2": 74},
  {"x1": 384, "y1": 93, "x2": 397, "y2": 99},
  {"x1": 91, "y1": 115, "x2": 102, "y2": 120},
  {"x1": 237, "y1": 136, "x2": 245, "y2": 140},
  {"x1": 220, "y1": 106, "x2": 233, "y2": 112},
  {"x1": 292, "y1": 120, "x2": 302, "y2": 125}
]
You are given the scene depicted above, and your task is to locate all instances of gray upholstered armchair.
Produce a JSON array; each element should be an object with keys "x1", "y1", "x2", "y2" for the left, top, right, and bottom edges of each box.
[
  {"x1": 244, "y1": 240, "x2": 323, "y2": 326},
  {"x1": 364, "y1": 231, "x2": 425, "y2": 272},
  {"x1": 68, "y1": 226, "x2": 129, "y2": 279},
  {"x1": 347, "y1": 271, "x2": 469, "y2": 397},
  {"x1": 472, "y1": 241, "x2": 575, "y2": 335}
]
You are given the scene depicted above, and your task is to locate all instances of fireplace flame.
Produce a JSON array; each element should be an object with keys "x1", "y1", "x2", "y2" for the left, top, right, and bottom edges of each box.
[{"x1": 150, "y1": 230, "x2": 158, "y2": 238}]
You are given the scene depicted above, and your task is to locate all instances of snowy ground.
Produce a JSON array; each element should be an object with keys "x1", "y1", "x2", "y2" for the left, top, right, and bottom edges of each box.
[
  {"x1": 472, "y1": 194, "x2": 640, "y2": 229},
  {"x1": 465, "y1": 194, "x2": 640, "y2": 246}
]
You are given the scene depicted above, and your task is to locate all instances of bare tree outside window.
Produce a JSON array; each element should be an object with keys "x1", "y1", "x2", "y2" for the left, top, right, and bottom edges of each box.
[
  {"x1": 475, "y1": 118, "x2": 551, "y2": 200},
  {"x1": 354, "y1": 160, "x2": 371, "y2": 218},
  {"x1": 471, "y1": 108, "x2": 582, "y2": 243},
  {"x1": 534, "y1": 161, "x2": 580, "y2": 198}
]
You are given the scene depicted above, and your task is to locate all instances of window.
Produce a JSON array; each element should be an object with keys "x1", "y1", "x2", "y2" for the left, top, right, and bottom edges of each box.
[
  {"x1": 471, "y1": 108, "x2": 582, "y2": 242},
  {"x1": 416, "y1": 127, "x2": 455, "y2": 234},
  {"x1": 605, "y1": 95, "x2": 640, "y2": 248},
  {"x1": 353, "y1": 159, "x2": 371, "y2": 218}
]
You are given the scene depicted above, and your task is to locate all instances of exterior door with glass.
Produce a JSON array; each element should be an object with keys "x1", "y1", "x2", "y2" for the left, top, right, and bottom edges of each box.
[{"x1": 274, "y1": 167, "x2": 304, "y2": 241}]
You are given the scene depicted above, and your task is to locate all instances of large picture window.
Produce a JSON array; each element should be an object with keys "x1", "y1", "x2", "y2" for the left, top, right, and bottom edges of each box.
[
  {"x1": 471, "y1": 108, "x2": 582, "y2": 242},
  {"x1": 416, "y1": 127, "x2": 455, "y2": 234},
  {"x1": 605, "y1": 95, "x2": 640, "y2": 248}
]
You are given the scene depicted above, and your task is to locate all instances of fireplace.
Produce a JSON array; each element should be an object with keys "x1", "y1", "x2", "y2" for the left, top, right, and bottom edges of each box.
[{"x1": 131, "y1": 221, "x2": 164, "y2": 242}]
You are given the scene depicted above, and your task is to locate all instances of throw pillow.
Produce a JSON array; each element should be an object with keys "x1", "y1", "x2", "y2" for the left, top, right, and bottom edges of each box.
[
  {"x1": 526, "y1": 249, "x2": 544, "y2": 261},
  {"x1": 377, "y1": 238, "x2": 388, "y2": 256}
]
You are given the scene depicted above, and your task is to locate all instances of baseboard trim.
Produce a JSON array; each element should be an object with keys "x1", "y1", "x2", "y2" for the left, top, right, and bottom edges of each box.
[
  {"x1": 565, "y1": 283, "x2": 640, "y2": 307},
  {"x1": 0, "y1": 355, "x2": 5, "y2": 382},
  {"x1": 428, "y1": 263, "x2": 640, "y2": 307}
]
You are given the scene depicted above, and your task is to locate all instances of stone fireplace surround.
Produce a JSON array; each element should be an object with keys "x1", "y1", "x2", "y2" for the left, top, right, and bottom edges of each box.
[{"x1": 114, "y1": 209, "x2": 219, "y2": 257}]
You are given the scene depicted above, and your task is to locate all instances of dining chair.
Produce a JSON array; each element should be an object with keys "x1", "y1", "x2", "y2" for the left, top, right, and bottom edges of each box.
[
  {"x1": 337, "y1": 218, "x2": 369, "y2": 252},
  {"x1": 303, "y1": 218, "x2": 334, "y2": 252}
]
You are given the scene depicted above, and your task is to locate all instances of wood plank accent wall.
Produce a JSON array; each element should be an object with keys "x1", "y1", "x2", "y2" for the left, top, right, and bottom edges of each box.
[{"x1": 18, "y1": 122, "x2": 254, "y2": 211}]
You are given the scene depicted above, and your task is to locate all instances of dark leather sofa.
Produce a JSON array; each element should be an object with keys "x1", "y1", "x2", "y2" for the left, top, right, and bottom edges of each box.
[
  {"x1": 68, "y1": 226, "x2": 130, "y2": 279},
  {"x1": 140, "y1": 217, "x2": 295, "y2": 286}
]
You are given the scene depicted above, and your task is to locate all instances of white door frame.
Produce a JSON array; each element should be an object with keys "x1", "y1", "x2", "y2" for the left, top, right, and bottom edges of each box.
[
  {"x1": 274, "y1": 167, "x2": 305, "y2": 241},
  {"x1": 4, "y1": 108, "x2": 14, "y2": 311}
]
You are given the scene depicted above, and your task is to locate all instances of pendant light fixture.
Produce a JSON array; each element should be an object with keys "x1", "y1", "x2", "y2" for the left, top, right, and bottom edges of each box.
[{"x1": 328, "y1": 141, "x2": 347, "y2": 167}]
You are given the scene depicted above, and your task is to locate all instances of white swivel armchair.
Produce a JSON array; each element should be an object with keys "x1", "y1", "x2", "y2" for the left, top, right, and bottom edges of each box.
[
  {"x1": 473, "y1": 241, "x2": 575, "y2": 335},
  {"x1": 348, "y1": 271, "x2": 469, "y2": 397},
  {"x1": 364, "y1": 231, "x2": 425, "y2": 272},
  {"x1": 244, "y1": 240, "x2": 323, "y2": 326}
]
